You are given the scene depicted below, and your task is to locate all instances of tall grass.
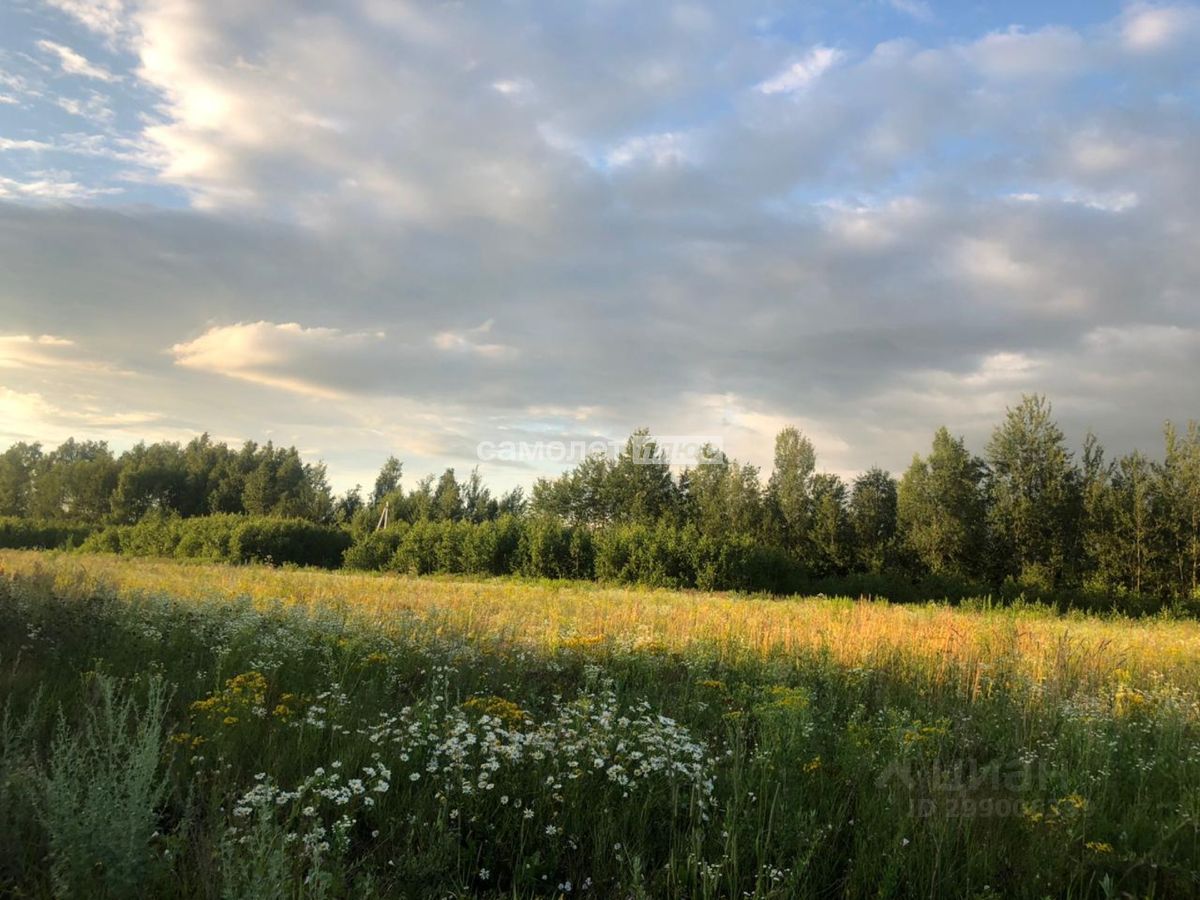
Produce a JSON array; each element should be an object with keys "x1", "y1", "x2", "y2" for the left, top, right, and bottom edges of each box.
[{"x1": 0, "y1": 549, "x2": 1198, "y2": 897}]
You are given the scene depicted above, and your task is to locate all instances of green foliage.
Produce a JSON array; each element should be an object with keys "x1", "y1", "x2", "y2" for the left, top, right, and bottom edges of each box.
[
  {"x1": 897, "y1": 427, "x2": 987, "y2": 578},
  {"x1": 986, "y1": 395, "x2": 1081, "y2": 587},
  {"x1": 175, "y1": 514, "x2": 244, "y2": 561},
  {"x1": 0, "y1": 517, "x2": 94, "y2": 550},
  {"x1": 36, "y1": 673, "x2": 172, "y2": 898},
  {"x1": 231, "y1": 518, "x2": 351, "y2": 568},
  {"x1": 343, "y1": 523, "x2": 410, "y2": 571},
  {"x1": 9, "y1": 407, "x2": 1200, "y2": 609}
]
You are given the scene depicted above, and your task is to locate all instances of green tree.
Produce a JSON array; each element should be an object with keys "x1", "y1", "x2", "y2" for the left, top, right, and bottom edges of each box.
[
  {"x1": 767, "y1": 427, "x2": 816, "y2": 554},
  {"x1": 110, "y1": 442, "x2": 189, "y2": 523},
  {"x1": 850, "y1": 467, "x2": 898, "y2": 573},
  {"x1": 1159, "y1": 422, "x2": 1200, "y2": 599},
  {"x1": 29, "y1": 439, "x2": 118, "y2": 521},
  {"x1": 0, "y1": 442, "x2": 41, "y2": 517},
  {"x1": 433, "y1": 469, "x2": 463, "y2": 521},
  {"x1": 809, "y1": 473, "x2": 852, "y2": 576},
  {"x1": 985, "y1": 395, "x2": 1080, "y2": 588},
  {"x1": 462, "y1": 467, "x2": 497, "y2": 523},
  {"x1": 897, "y1": 428, "x2": 987, "y2": 578},
  {"x1": 608, "y1": 430, "x2": 677, "y2": 524},
  {"x1": 372, "y1": 456, "x2": 403, "y2": 506}
]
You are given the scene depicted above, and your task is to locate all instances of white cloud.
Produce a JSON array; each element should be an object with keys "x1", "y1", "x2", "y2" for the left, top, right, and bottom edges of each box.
[
  {"x1": 172, "y1": 321, "x2": 386, "y2": 399},
  {"x1": 1121, "y1": 4, "x2": 1200, "y2": 52},
  {"x1": 42, "y1": 0, "x2": 128, "y2": 41},
  {"x1": 0, "y1": 172, "x2": 121, "y2": 200},
  {"x1": 887, "y1": 0, "x2": 935, "y2": 23},
  {"x1": 757, "y1": 46, "x2": 843, "y2": 95},
  {"x1": 431, "y1": 321, "x2": 516, "y2": 360},
  {"x1": 964, "y1": 26, "x2": 1087, "y2": 79},
  {"x1": 0, "y1": 334, "x2": 76, "y2": 368},
  {"x1": 605, "y1": 131, "x2": 692, "y2": 168},
  {"x1": 36, "y1": 39, "x2": 117, "y2": 82}
]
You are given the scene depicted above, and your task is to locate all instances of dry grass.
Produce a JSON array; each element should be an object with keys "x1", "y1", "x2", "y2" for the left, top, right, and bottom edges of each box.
[{"x1": 5, "y1": 549, "x2": 1199, "y2": 697}]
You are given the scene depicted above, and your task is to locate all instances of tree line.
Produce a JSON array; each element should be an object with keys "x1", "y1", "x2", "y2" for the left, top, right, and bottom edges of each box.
[{"x1": 2, "y1": 395, "x2": 1198, "y2": 607}]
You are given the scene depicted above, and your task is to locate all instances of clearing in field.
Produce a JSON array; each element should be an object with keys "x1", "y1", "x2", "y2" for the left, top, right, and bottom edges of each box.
[{"x1": 2, "y1": 550, "x2": 1199, "y2": 898}]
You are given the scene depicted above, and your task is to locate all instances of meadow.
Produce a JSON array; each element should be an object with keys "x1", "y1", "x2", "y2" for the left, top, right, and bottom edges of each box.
[{"x1": 1, "y1": 550, "x2": 1199, "y2": 898}]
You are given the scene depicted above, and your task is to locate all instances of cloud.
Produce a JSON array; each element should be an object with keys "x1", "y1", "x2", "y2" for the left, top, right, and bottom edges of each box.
[
  {"x1": 757, "y1": 46, "x2": 844, "y2": 94},
  {"x1": 36, "y1": 39, "x2": 118, "y2": 82},
  {"x1": 42, "y1": 0, "x2": 129, "y2": 41},
  {"x1": 172, "y1": 321, "x2": 386, "y2": 399},
  {"x1": 0, "y1": 334, "x2": 76, "y2": 368},
  {"x1": 886, "y1": 0, "x2": 935, "y2": 23},
  {"x1": 431, "y1": 321, "x2": 516, "y2": 361},
  {"x1": 1121, "y1": 3, "x2": 1200, "y2": 52},
  {"x1": 0, "y1": 173, "x2": 121, "y2": 200},
  {"x1": 0, "y1": 3, "x2": 1198, "y2": 490}
]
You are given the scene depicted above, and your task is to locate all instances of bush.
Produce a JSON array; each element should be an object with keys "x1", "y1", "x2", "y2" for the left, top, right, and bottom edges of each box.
[
  {"x1": 174, "y1": 514, "x2": 242, "y2": 562},
  {"x1": 37, "y1": 674, "x2": 172, "y2": 898},
  {"x1": 518, "y1": 518, "x2": 577, "y2": 579},
  {"x1": 390, "y1": 520, "x2": 442, "y2": 575},
  {"x1": 0, "y1": 518, "x2": 94, "y2": 551},
  {"x1": 78, "y1": 526, "x2": 126, "y2": 554},
  {"x1": 118, "y1": 515, "x2": 183, "y2": 558},
  {"x1": 230, "y1": 518, "x2": 351, "y2": 569},
  {"x1": 343, "y1": 523, "x2": 410, "y2": 571}
]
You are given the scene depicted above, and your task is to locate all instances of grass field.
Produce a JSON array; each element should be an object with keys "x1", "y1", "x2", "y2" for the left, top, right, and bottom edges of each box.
[{"x1": 2, "y1": 550, "x2": 1199, "y2": 898}]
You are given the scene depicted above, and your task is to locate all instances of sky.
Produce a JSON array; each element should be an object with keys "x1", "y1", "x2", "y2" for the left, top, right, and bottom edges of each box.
[{"x1": 0, "y1": 0, "x2": 1198, "y2": 493}]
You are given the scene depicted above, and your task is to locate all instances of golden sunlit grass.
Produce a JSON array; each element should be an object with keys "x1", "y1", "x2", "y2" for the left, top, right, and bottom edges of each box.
[
  {"x1": 4, "y1": 548, "x2": 1200, "y2": 897},
  {"x1": 5, "y1": 549, "x2": 1199, "y2": 699}
]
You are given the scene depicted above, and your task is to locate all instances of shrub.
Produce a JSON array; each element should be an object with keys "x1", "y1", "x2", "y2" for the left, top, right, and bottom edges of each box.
[
  {"x1": 461, "y1": 515, "x2": 522, "y2": 576},
  {"x1": 517, "y1": 518, "x2": 575, "y2": 579},
  {"x1": 78, "y1": 525, "x2": 126, "y2": 554},
  {"x1": 230, "y1": 518, "x2": 351, "y2": 569},
  {"x1": 36, "y1": 674, "x2": 172, "y2": 898},
  {"x1": 119, "y1": 515, "x2": 183, "y2": 558},
  {"x1": 0, "y1": 518, "x2": 94, "y2": 551},
  {"x1": 390, "y1": 520, "x2": 442, "y2": 575},
  {"x1": 343, "y1": 523, "x2": 410, "y2": 571},
  {"x1": 174, "y1": 514, "x2": 243, "y2": 562}
]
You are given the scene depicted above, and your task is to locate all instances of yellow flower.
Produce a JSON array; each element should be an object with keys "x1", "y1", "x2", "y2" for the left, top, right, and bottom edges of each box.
[
  {"x1": 462, "y1": 695, "x2": 527, "y2": 725},
  {"x1": 222, "y1": 716, "x2": 239, "y2": 726},
  {"x1": 1085, "y1": 841, "x2": 1113, "y2": 854},
  {"x1": 804, "y1": 756, "x2": 822, "y2": 773}
]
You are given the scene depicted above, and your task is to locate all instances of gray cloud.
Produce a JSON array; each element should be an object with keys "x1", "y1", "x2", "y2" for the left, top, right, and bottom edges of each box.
[{"x1": 0, "y1": 2, "x2": 1198, "y2": 489}]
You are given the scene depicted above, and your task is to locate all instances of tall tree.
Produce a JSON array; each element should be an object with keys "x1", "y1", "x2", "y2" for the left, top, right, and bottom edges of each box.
[
  {"x1": 1157, "y1": 422, "x2": 1200, "y2": 600},
  {"x1": 809, "y1": 472, "x2": 852, "y2": 576},
  {"x1": 0, "y1": 442, "x2": 41, "y2": 517},
  {"x1": 462, "y1": 467, "x2": 496, "y2": 523},
  {"x1": 110, "y1": 441, "x2": 190, "y2": 523},
  {"x1": 372, "y1": 456, "x2": 403, "y2": 507},
  {"x1": 897, "y1": 428, "x2": 987, "y2": 578},
  {"x1": 29, "y1": 439, "x2": 118, "y2": 521},
  {"x1": 433, "y1": 468, "x2": 463, "y2": 521},
  {"x1": 850, "y1": 467, "x2": 898, "y2": 573},
  {"x1": 985, "y1": 395, "x2": 1080, "y2": 587},
  {"x1": 608, "y1": 430, "x2": 677, "y2": 524},
  {"x1": 768, "y1": 427, "x2": 817, "y2": 554}
]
